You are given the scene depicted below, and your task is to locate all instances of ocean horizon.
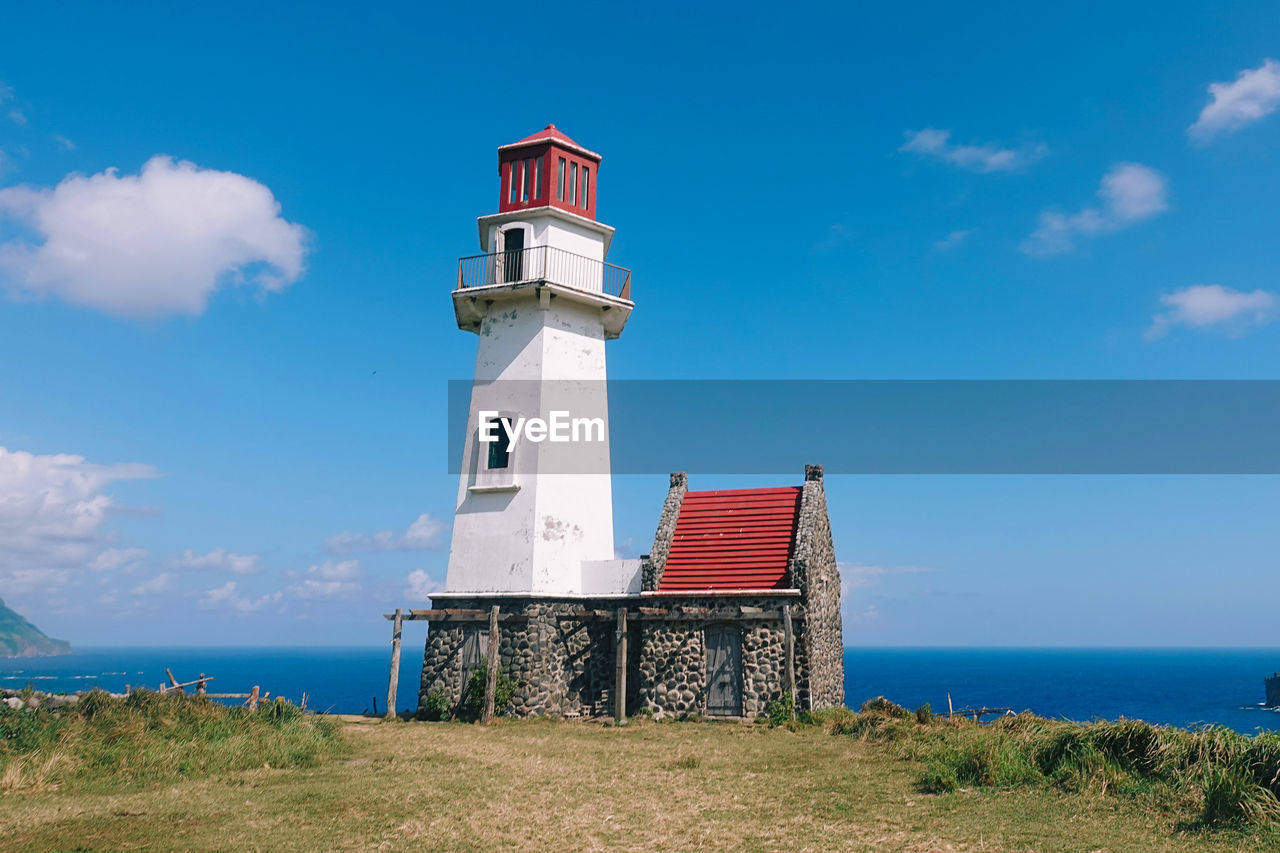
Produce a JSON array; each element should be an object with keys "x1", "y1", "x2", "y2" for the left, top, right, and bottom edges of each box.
[{"x1": 4, "y1": 645, "x2": 1279, "y2": 733}]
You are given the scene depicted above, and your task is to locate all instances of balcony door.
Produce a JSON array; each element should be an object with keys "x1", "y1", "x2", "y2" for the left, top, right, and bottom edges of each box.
[{"x1": 501, "y1": 228, "x2": 524, "y2": 283}]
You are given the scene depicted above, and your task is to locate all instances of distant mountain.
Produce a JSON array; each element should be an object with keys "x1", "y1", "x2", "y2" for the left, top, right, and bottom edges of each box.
[{"x1": 0, "y1": 598, "x2": 71, "y2": 657}]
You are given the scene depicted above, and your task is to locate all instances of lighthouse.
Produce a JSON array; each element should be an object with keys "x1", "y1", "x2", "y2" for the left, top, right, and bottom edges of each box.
[
  {"x1": 444, "y1": 125, "x2": 637, "y2": 596},
  {"x1": 418, "y1": 128, "x2": 843, "y2": 721}
]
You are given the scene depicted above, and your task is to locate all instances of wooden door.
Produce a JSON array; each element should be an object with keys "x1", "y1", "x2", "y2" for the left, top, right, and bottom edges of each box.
[
  {"x1": 501, "y1": 228, "x2": 524, "y2": 282},
  {"x1": 705, "y1": 626, "x2": 742, "y2": 716},
  {"x1": 459, "y1": 628, "x2": 488, "y2": 695}
]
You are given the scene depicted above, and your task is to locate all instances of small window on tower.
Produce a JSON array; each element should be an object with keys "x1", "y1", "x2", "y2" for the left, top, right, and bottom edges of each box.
[
  {"x1": 508, "y1": 162, "x2": 517, "y2": 204},
  {"x1": 557, "y1": 158, "x2": 566, "y2": 200},
  {"x1": 581, "y1": 167, "x2": 590, "y2": 209},
  {"x1": 485, "y1": 417, "x2": 512, "y2": 470},
  {"x1": 521, "y1": 159, "x2": 530, "y2": 202},
  {"x1": 569, "y1": 163, "x2": 578, "y2": 206},
  {"x1": 533, "y1": 157, "x2": 542, "y2": 199}
]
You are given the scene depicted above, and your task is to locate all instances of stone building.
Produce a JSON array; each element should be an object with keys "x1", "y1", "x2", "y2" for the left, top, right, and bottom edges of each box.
[{"x1": 418, "y1": 127, "x2": 843, "y2": 719}]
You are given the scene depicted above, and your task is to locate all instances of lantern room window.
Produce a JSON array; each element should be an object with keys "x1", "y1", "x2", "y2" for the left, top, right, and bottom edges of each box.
[
  {"x1": 533, "y1": 157, "x2": 542, "y2": 199},
  {"x1": 557, "y1": 158, "x2": 566, "y2": 201},
  {"x1": 520, "y1": 158, "x2": 531, "y2": 202},
  {"x1": 508, "y1": 162, "x2": 517, "y2": 204},
  {"x1": 581, "y1": 167, "x2": 590, "y2": 209},
  {"x1": 569, "y1": 163, "x2": 578, "y2": 206}
]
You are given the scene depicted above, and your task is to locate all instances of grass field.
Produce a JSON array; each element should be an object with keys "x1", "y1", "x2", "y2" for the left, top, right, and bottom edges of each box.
[{"x1": 3, "y1": 710, "x2": 1279, "y2": 852}]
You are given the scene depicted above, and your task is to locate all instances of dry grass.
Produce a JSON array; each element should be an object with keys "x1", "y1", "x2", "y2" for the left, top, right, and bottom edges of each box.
[{"x1": 0, "y1": 716, "x2": 1276, "y2": 852}]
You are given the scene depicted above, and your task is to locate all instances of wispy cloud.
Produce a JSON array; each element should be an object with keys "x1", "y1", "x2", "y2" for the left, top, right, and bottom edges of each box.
[
  {"x1": 900, "y1": 128, "x2": 1047, "y2": 173},
  {"x1": 90, "y1": 547, "x2": 148, "y2": 571},
  {"x1": 199, "y1": 580, "x2": 280, "y2": 614},
  {"x1": 175, "y1": 548, "x2": 262, "y2": 575},
  {"x1": 931, "y1": 229, "x2": 973, "y2": 251},
  {"x1": 1021, "y1": 162, "x2": 1168, "y2": 256},
  {"x1": 131, "y1": 572, "x2": 174, "y2": 595},
  {"x1": 1145, "y1": 284, "x2": 1277, "y2": 341},
  {"x1": 1188, "y1": 59, "x2": 1280, "y2": 143},
  {"x1": 405, "y1": 568, "x2": 438, "y2": 599},
  {"x1": 325, "y1": 513, "x2": 445, "y2": 554},
  {"x1": 839, "y1": 562, "x2": 942, "y2": 594},
  {"x1": 288, "y1": 559, "x2": 361, "y2": 601}
]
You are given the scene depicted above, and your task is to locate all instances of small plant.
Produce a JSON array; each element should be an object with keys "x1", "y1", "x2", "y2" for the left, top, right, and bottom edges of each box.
[
  {"x1": 672, "y1": 755, "x2": 700, "y2": 769},
  {"x1": 460, "y1": 660, "x2": 516, "y2": 721},
  {"x1": 917, "y1": 761, "x2": 959, "y2": 794},
  {"x1": 860, "y1": 696, "x2": 911, "y2": 719},
  {"x1": 763, "y1": 692, "x2": 796, "y2": 728},
  {"x1": 419, "y1": 689, "x2": 452, "y2": 722},
  {"x1": 914, "y1": 703, "x2": 935, "y2": 725}
]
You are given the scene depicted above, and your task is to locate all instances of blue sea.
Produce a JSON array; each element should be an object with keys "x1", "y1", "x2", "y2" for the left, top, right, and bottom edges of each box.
[{"x1": 4, "y1": 646, "x2": 1279, "y2": 733}]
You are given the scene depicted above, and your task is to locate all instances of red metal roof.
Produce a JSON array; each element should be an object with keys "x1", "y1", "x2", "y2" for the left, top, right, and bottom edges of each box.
[
  {"x1": 658, "y1": 487, "x2": 801, "y2": 592},
  {"x1": 498, "y1": 124, "x2": 601, "y2": 161}
]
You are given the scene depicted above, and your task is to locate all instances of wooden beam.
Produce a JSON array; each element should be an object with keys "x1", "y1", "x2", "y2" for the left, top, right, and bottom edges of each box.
[
  {"x1": 385, "y1": 608, "x2": 403, "y2": 721},
  {"x1": 383, "y1": 609, "x2": 528, "y2": 623},
  {"x1": 615, "y1": 607, "x2": 628, "y2": 724},
  {"x1": 481, "y1": 605, "x2": 500, "y2": 724},
  {"x1": 782, "y1": 604, "x2": 796, "y2": 719}
]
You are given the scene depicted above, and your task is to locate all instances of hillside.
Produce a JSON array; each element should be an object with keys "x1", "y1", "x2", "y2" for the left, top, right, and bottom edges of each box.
[{"x1": 0, "y1": 599, "x2": 71, "y2": 657}]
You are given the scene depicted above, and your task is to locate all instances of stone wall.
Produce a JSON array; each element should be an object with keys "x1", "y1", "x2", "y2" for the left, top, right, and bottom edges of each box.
[
  {"x1": 420, "y1": 597, "x2": 630, "y2": 717},
  {"x1": 636, "y1": 594, "x2": 801, "y2": 719},
  {"x1": 641, "y1": 472, "x2": 686, "y2": 591},
  {"x1": 788, "y1": 465, "x2": 845, "y2": 710}
]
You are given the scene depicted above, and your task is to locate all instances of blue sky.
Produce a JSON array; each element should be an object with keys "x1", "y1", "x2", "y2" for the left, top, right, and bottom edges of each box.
[{"x1": 1, "y1": 2, "x2": 1279, "y2": 647}]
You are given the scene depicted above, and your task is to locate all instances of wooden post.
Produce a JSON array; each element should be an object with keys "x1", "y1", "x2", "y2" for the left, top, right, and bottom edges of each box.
[
  {"x1": 248, "y1": 685, "x2": 260, "y2": 711},
  {"x1": 197, "y1": 673, "x2": 207, "y2": 696},
  {"x1": 300, "y1": 692, "x2": 308, "y2": 713},
  {"x1": 385, "y1": 608, "x2": 403, "y2": 720},
  {"x1": 947, "y1": 692, "x2": 953, "y2": 719},
  {"x1": 615, "y1": 607, "x2": 628, "y2": 723},
  {"x1": 782, "y1": 604, "x2": 796, "y2": 719},
  {"x1": 481, "y1": 605, "x2": 500, "y2": 724}
]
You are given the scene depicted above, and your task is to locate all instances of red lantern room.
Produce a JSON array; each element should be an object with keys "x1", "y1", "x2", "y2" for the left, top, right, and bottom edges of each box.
[{"x1": 497, "y1": 125, "x2": 601, "y2": 220}]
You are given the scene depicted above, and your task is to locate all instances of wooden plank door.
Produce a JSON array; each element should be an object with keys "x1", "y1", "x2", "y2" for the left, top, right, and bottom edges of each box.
[{"x1": 705, "y1": 627, "x2": 742, "y2": 716}]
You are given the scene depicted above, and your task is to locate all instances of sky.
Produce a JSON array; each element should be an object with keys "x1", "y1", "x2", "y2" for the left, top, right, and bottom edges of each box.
[{"x1": 1, "y1": 1, "x2": 1279, "y2": 648}]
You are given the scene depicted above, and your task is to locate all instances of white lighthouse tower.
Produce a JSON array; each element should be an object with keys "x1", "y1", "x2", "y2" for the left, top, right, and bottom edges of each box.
[{"x1": 443, "y1": 125, "x2": 637, "y2": 596}]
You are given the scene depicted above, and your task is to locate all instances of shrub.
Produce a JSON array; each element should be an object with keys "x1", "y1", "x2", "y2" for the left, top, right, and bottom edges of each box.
[
  {"x1": 814, "y1": 706, "x2": 858, "y2": 736},
  {"x1": 914, "y1": 703, "x2": 935, "y2": 725},
  {"x1": 460, "y1": 661, "x2": 516, "y2": 721},
  {"x1": 1201, "y1": 765, "x2": 1280, "y2": 826},
  {"x1": 860, "y1": 696, "x2": 911, "y2": 718},
  {"x1": 763, "y1": 692, "x2": 796, "y2": 728},
  {"x1": 419, "y1": 689, "x2": 452, "y2": 722}
]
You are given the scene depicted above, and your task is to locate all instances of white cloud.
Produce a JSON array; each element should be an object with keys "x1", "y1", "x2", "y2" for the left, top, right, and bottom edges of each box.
[
  {"x1": 199, "y1": 580, "x2": 280, "y2": 614},
  {"x1": 53, "y1": 135, "x2": 75, "y2": 152},
  {"x1": 900, "y1": 128, "x2": 1047, "y2": 173},
  {"x1": 405, "y1": 568, "x2": 439, "y2": 599},
  {"x1": 0, "y1": 156, "x2": 308, "y2": 318},
  {"x1": 1021, "y1": 162, "x2": 1168, "y2": 256},
  {"x1": 0, "y1": 446, "x2": 156, "y2": 594},
  {"x1": 1145, "y1": 284, "x2": 1278, "y2": 341},
  {"x1": 1189, "y1": 59, "x2": 1280, "y2": 142},
  {"x1": 839, "y1": 562, "x2": 942, "y2": 596},
  {"x1": 289, "y1": 559, "x2": 361, "y2": 600},
  {"x1": 325, "y1": 513, "x2": 446, "y2": 554},
  {"x1": 90, "y1": 547, "x2": 148, "y2": 571},
  {"x1": 931, "y1": 229, "x2": 973, "y2": 251},
  {"x1": 131, "y1": 572, "x2": 173, "y2": 595},
  {"x1": 174, "y1": 548, "x2": 262, "y2": 575},
  {"x1": 8, "y1": 110, "x2": 26, "y2": 127}
]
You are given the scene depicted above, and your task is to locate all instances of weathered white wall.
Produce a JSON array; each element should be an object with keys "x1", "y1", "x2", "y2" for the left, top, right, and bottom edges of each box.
[{"x1": 445, "y1": 291, "x2": 618, "y2": 595}]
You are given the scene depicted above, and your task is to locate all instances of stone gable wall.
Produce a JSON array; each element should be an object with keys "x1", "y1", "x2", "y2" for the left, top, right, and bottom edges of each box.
[{"x1": 790, "y1": 465, "x2": 845, "y2": 710}]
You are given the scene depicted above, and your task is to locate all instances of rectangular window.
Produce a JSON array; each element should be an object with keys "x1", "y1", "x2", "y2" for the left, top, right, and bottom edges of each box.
[
  {"x1": 570, "y1": 162, "x2": 578, "y2": 206},
  {"x1": 508, "y1": 162, "x2": 517, "y2": 204},
  {"x1": 521, "y1": 159, "x2": 530, "y2": 201},
  {"x1": 581, "y1": 167, "x2": 590, "y2": 209},
  {"x1": 533, "y1": 157, "x2": 542, "y2": 199},
  {"x1": 486, "y1": 417, "x2": 512, "y2": 470},
  {"x1": 557, "y1": 158, "x2": 566, "y2": 200}
]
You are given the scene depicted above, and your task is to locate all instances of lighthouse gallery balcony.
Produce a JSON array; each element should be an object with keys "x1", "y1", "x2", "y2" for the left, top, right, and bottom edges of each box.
[{"x1": 457, "y1": 245, "x2": 632, "y2": 302}]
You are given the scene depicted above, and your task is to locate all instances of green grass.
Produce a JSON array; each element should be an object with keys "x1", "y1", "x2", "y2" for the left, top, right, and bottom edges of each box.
[
  {"x1": 1, "y1": 702, "x2": 1278, "y2": 851},
  {"x1": 821, "y1": 697, "x2": 1280, "y2": 830},
  {"x1": 0, "y1": 689, "x2": 342, "y2": 793}
]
